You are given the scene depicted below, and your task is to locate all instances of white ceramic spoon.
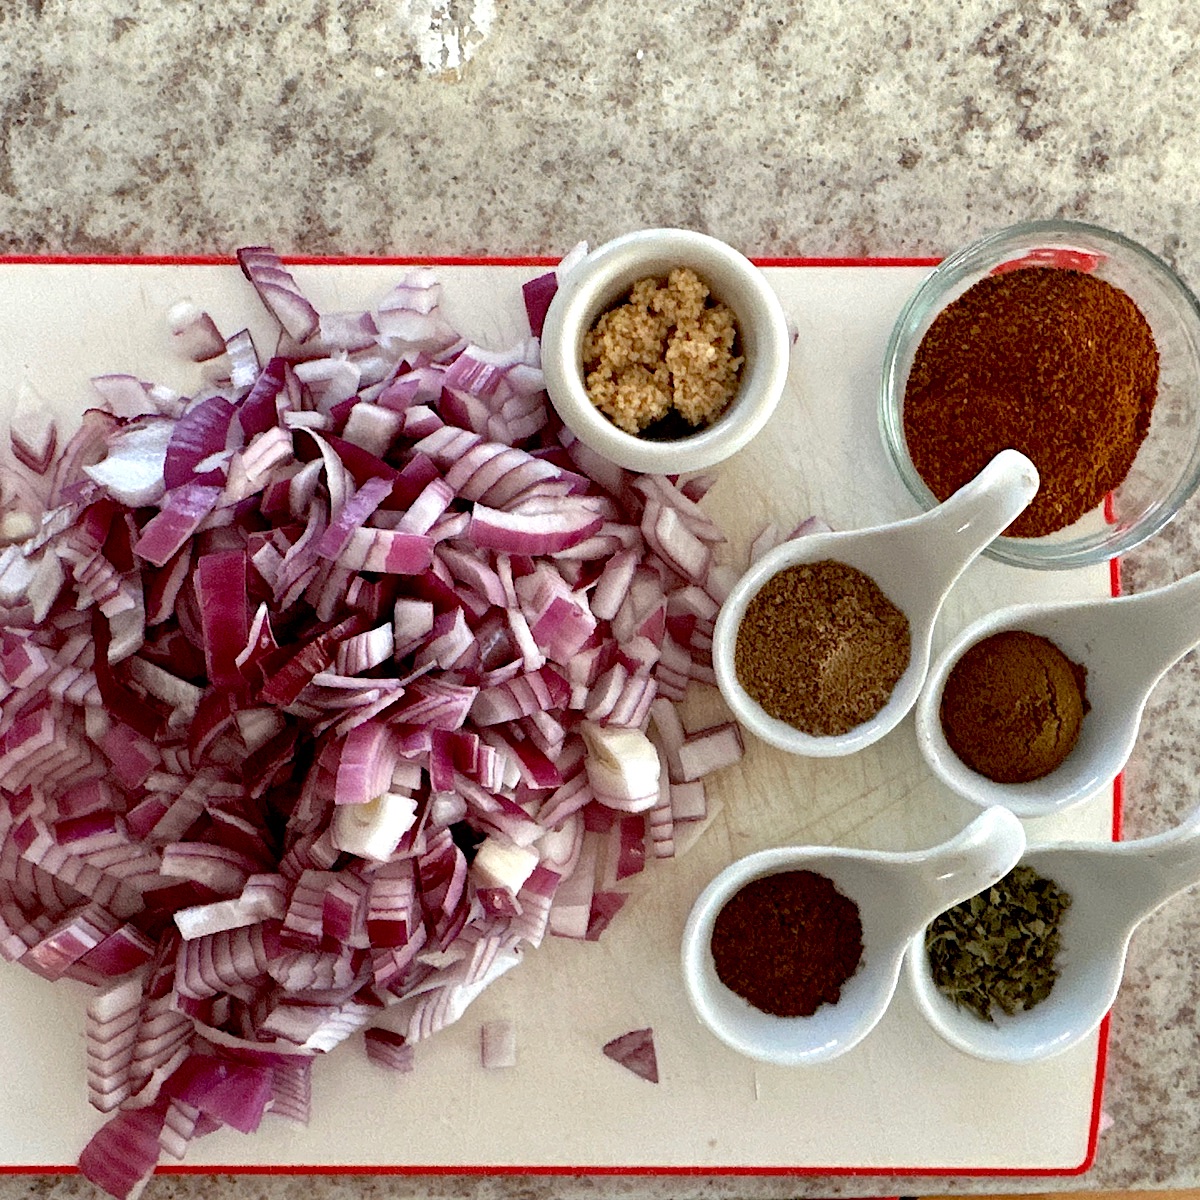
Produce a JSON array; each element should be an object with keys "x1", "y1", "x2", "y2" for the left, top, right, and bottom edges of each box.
[
  {"x1": 680, "y1": 807, "x2": 1026, "y2": 1066},
  {"x1": 906, "y1": 804, "x2": 1200, "y2": 1063},
  {"x1": 712, "y1": 449, "x2": 1040, "y2": 757},
  {"x1": 915, "y1": 568, "x2": 1200, "y2": 816}
]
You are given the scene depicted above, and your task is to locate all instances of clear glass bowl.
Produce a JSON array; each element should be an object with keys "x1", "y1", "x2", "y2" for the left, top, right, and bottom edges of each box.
[{"x1": 879, "y1": 220, "x2": 1200, "y2": 570}]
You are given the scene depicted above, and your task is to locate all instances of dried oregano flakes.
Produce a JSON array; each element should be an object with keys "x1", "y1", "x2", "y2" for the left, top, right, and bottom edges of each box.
[{"x1": 924, "y1": 864, "x2": 1072, "y2": 1022}]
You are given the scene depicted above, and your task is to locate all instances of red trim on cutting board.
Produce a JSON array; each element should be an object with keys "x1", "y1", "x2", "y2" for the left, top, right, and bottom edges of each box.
[
  {"x1": 0, "y1": 252, "x2": 1112, "y2": 1181},
  {"x1": 0, "y1": 253, "x2": 942, "y2": 269},
  {"x1": 0, "y1": 253, "x2": 556, "y2": 267}
]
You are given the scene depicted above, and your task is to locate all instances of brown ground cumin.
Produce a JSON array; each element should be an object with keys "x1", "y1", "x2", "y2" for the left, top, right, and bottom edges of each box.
[{"x1": 734, "y1": 560, "x2": 911, "y2": 737}]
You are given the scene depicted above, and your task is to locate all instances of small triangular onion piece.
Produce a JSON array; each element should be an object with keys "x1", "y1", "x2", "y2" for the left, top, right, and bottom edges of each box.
[{"x1": 602, "y1": 1027, "x2": 659, "y2": 1084}]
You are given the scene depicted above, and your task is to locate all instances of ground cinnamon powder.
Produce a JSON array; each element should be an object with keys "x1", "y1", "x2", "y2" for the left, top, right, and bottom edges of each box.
[
  {"x1": 711, "y1": 869, "x2": 864, "y2": 1018},
  {"x1": 733, "y1": 560, "x2": 911, "y2": 737},
  {"x1": 939, "y1": 629, "x2": 1089, "y2": 783},
  {"x1": 903, "y1": 266, "x2": 1159, "y2": 538}
]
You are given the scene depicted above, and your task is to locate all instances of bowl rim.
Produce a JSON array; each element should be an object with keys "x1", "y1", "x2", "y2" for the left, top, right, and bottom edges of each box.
[
  {"x1": 878, "y1": 218, "x2": 1200, "y2": 570},
  {"x1": 540, "y1": 227, "x2": 791, "y2": 475}
]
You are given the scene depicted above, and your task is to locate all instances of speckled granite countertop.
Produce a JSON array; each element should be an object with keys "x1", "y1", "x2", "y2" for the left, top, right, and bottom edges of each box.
[{"x1": 4, "y1": 1, "x2": 1200, "y2": 1197}]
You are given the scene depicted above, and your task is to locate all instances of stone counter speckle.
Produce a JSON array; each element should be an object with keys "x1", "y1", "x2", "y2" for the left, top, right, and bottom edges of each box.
[{"x1": 4, "y1": 1, "x2": 1200, "y2": 1196}]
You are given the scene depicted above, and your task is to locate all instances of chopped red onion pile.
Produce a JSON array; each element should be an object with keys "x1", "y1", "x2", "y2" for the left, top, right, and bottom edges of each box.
[{"x1": 0, "y1": 249, "x2": 745, "y2": 1197}]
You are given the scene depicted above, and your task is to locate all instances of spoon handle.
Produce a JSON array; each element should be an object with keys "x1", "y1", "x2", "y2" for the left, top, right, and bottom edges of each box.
[
  {"x1": 912, "y1": 450, "x2": 1040, "y2": 595},
  {"x1": 1118, "y1": 570, "x2": 1200, "y2": 691},
  {"x1": 1115, "y1": 802, "x2": 1200, "y2": 916},
  {"x1": 899, "y1": 807, "x2": 1027, "y2": 928}
]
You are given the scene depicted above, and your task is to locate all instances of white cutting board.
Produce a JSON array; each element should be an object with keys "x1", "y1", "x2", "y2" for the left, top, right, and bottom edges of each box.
[{"x1": 0, "y1": 260, "x2": 1116, "y2": 1175}]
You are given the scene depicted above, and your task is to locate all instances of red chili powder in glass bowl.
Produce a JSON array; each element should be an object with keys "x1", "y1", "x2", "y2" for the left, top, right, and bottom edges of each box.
[{"x1": 902, "y1": 266, "x2": 1159, "y2": 538}]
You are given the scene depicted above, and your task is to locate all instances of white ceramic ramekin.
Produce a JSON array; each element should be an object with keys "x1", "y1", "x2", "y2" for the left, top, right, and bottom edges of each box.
[{"x1": 540, "y1": 228, "x2": 791, "y2": 475}]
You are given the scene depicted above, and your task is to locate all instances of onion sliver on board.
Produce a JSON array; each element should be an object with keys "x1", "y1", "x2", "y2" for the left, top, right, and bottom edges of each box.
[{"x1": 0, "y1": 249, "x2": 746, "y2": 1198}]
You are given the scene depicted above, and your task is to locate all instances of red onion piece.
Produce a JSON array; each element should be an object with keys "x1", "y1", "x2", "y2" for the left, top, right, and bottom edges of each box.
[
  {"x1": 82, "y1": 419, "x2": 174, "y2": 508},
  {"x1": 134, "y1": 483, "x2": 222, "y2": 569},
  {"x1": 602, "y1": 1027, "x2": 658, "y2": 1084},
  {"x1": 480, "y1": 1018, "x2": 517, "y2": 1069},
  {"x1": 90, "y1": 375, "x2": 176, "y2": 421},
  {"x1": 468, "y1": 502, "x2": 604, "y2": 556},
  {"x1": 78, "y1": 1102, "x2": 167, "y2": 1200},
  {"x1": 522, "y1": 272, "x2": 557, "y2": 338},
  {"x1": 238, "y1": 358, "x2": 291, "y2": 439},
  {"x1": 364, "y1": 1026, "x2": 415, "y2": 1072},
  {"x1": 166, "y1": 1053, "x2": 274, "y2": 1134},
  {"x1": 236, "y1": 247, "x2": 320, "y2": 343},
  {"x1": 585, "y1": 890, "x2": 628, "y2": 942},
  {"x1": 676, "y1": 721, "x2": 745, "y2": 783},
  {"x1": 7, "y1": 382, "x2": 59, "y2": 477},
  {"x1": 163, "y1": 396, "x2": 237, "y2": 489},
  {"x1": 194, "y1": 550, "x2": 249, "y2": 688},
  {"x1": 167, "y1": 301, "x2": 227, "y2": 364}
]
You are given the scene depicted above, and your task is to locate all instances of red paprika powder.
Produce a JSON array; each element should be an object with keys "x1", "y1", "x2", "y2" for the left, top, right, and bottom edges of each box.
[
  {"x1": 710, "y1": 869, "x2": 863, "y2": 1018},
  {"x1": 902, "y1": 266, "x2": 1159, "y2": 538}
]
